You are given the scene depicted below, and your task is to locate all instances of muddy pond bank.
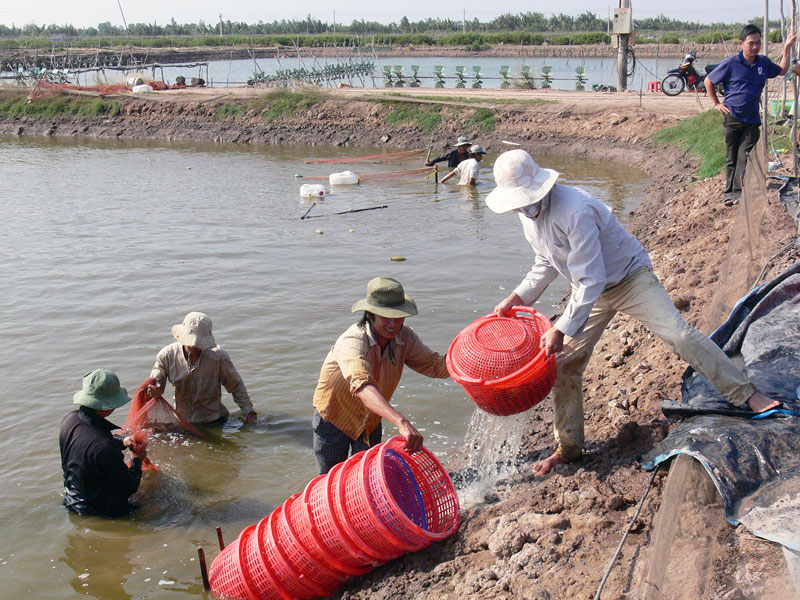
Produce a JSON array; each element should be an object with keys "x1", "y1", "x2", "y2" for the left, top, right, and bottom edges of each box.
[{"x1": 2, "y1": 87, "x2": 798, "y2": 598}]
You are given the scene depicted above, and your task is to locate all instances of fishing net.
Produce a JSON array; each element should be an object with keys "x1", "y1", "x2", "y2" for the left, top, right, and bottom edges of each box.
[
  {"x1": 704, "y1": 140, "x2": 772, "y2": 330},
  {"x1": 303, "y1": 167, "x2": 433, "y2": 183},
  {"x1": 304, "y1": 149, "x2": 425, "y2": 164},
  {"x1": 26, "y1": 80, "x2": 129, "y2": 101},
  {"x1": 123, "y1": 377, "x2": 205, "y2": 471}
]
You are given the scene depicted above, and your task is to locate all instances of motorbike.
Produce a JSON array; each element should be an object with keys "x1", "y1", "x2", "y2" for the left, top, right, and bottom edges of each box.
[{"x1": 661, "y1": 50, "x2": 720, "y2": 96}]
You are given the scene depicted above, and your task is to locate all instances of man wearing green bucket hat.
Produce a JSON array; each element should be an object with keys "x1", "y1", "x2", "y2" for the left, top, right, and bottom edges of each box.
[
  {"x1": 59, "y1": 369, "x2": 147, "y2": 517},
  {"x1": 312, "y1": 277, "x2": 450, "y2": 474}
]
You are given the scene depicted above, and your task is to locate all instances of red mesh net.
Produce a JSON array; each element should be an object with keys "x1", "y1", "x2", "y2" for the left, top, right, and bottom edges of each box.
[
  {"x1": 304, "y1": 149, "x2": 425, "y2": 164},
  {"x1": 123, "y1": 378, "x2": 205, "y2": 470},
  {"x1": 26, "y1": 80, "x2": 129, "y2": 101}
]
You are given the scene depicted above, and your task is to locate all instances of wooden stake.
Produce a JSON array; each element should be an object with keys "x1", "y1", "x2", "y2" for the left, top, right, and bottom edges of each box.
[
  {"x1": 197, "y1": 547, "x2": 210, "y2": 591},
  {"x1": 216, "y1": 526, "x2": 225, "y2": 551}
]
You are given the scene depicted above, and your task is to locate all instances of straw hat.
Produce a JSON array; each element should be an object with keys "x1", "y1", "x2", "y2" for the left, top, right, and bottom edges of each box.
[
  {"x1": 172, "y1": 312, "x2": 216, "y2": 350},
  {"x1": 454, "y1": 136, "x2": 471, "y2": 147},
  {"x1": 485, "y1": 149, "x2": 560, "y2": 214},
  {"x1": 73, "y1": 369, "x2": 130, "y2": 410},
  {"x1": 351, "y1": 277, "x2": 418, "y2": 318}
]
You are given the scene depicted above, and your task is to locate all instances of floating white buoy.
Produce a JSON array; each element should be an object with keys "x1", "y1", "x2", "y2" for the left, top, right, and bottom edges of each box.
[
  {"x1": 300, "y1": 184, "x2": 325, "y2": 197},
  {"x1": 315, "y1": 229, "x2": 324, "y2": 235},
  {"x1": 329, "y1": 170, "x2": 359, "y2": 185}
]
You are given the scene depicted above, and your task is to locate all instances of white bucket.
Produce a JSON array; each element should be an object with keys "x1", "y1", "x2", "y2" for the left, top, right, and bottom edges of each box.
[
  {"x1": 126, "y1": 76, "x2": 144, "y2": 87},
  {"x1": 329, "y1": 170, "x2": 359, "y2": 185},
  {"x1": 131, "y1": 84, "x2": 154, "y2": 94},
  {"x1": 300, "y1": 184, "x2": 325, "y2": 197}
]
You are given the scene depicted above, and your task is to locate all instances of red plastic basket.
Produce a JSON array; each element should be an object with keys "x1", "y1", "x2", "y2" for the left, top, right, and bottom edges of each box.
[
  {"x1": 340, "y1": 446, "x2": 411, "y2": 558},
  {"x1": 329, "y1": 454, "x2": 387, "y2": 564},
  {"x1": 367, "y1": 437, "x2": 460, "y2": 548},
  {"x1": 301, "y1": 474, "x2": 373, "y2": 575},
  {"x1": 361, "y1": 447, "x2": 429, "y2": 552},
  {"x1": 241, "y1": 517, "x2": 292, "y2": 600},
  {"x1": 260, "y1": 507, "x2": 325, "y2": 599},
  {"x1": 208, "y1": 525, "x2": 258, "y2": 600},
  {"x1": 281, "y1": 494, "x2": 351, "y2": 592},
  {"x1": 447, "y1": 306, "x2": 557, "y2": 415}
]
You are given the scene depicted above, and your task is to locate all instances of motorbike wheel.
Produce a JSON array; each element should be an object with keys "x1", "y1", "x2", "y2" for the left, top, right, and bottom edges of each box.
[{"x1": 661, "y1": 74, "x2": 685, "y2": 96}]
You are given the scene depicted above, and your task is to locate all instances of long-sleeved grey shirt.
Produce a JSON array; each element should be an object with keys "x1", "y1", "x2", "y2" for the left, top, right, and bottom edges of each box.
[
  {"x1": 150, "y1": 342, "x2": 253, "y2": 423},
  {"x1": 512, "y1": 184, "x2": 652, "y2": 338}
]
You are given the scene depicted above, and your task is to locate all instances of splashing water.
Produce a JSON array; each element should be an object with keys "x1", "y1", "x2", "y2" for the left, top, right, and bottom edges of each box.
[{"x1": 455, "y1": 409, "x2": 530, "y2": 508}]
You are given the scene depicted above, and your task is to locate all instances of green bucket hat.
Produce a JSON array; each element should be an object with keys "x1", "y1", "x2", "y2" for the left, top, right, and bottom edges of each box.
[
  {"x1": 351, "y1": 277, "x2": 418, "y2": 318},
  {"x1": 72, "y1": 369, "x2": 131, "y2": 410}
]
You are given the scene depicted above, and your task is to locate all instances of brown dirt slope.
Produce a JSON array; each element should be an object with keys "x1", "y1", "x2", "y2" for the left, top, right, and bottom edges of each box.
[{"x1": 2, "y1": 86, "x2": 797, "y2": 599}]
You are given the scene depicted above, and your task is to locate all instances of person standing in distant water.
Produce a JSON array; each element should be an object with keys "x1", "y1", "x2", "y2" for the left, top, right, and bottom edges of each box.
[
  {"x1": 426, "y1": 136, "x2": 473, "y2": 168},
  {"x1": 60, "y1": 369, "x2": 147, "y2": 517},
  {"x1": 441, "y1": 144, "x2": 486, "y2": 185},
  {"x1": 147, "y1": 312, "x2": 257, "y2": 425},
  {"x1": 311, "y1": 277, "x2": 450, "y2": 474},
  {"x1": 705, "y1": 25, "x2": 795, "y2": 205}
]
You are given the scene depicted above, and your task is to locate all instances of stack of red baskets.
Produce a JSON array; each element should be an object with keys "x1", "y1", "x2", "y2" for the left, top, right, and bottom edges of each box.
[
  {"x1": 446, "y1": 306, "x2": 558, "y2": 416},
  {"x1": 209, "y1": 436, "x2": 460, "y2": 599}
]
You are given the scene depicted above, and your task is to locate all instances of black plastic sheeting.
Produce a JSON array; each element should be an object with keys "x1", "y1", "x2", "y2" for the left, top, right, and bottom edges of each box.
[{"x1": 642, "y1": 261, "x2": 800, "y2": 554}]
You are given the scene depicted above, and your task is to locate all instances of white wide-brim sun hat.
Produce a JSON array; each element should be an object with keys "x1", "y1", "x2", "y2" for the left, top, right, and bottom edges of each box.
[{"x1": 485, "y1": 149, "x2": 560, "y2": 213}]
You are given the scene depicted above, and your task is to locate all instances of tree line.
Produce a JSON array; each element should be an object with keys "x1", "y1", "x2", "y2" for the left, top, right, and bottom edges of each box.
[{"x1": 0, "y1": 11, "x2": 772, "y2": 39}]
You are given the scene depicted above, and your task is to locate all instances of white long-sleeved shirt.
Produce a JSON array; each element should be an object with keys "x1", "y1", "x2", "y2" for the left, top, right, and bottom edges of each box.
[{"x1": 513, "y1": 184, "x2": 652, "y2": 338}]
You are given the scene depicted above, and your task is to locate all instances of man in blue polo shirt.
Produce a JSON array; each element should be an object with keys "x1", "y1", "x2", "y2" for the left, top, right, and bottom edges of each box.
[{"x1": 705, "y1": 25, "x2": 795, "y2": 205}]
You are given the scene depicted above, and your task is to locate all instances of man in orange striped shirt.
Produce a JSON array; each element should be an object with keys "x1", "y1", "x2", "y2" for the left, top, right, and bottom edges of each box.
[{"x1": 312, "y1": 277, "x2": 450, "y2": 474}]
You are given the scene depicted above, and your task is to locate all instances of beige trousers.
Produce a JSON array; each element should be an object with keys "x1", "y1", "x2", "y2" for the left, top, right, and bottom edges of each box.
[{"x1": 552, "y1": 267, "x2": 755, "y2": 460}]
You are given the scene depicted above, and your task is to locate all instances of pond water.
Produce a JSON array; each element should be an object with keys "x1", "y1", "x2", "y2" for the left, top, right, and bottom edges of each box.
[{"x1": 0, "y1": 136, "x2": 649, "y2": 598}]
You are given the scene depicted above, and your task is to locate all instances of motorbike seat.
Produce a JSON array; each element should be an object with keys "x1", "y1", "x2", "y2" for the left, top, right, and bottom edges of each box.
[{"x1": 705, "y1": 64, "x2": 719, "y2": 74}]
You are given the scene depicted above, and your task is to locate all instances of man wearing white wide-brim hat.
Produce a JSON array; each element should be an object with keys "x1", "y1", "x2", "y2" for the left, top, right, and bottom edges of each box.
[
  {"x1": 488, "y1": 149, "x2": 780, "y2": 475},
  {"x1": 147, "y1": 312, "x2": 256, "y2": 425}
]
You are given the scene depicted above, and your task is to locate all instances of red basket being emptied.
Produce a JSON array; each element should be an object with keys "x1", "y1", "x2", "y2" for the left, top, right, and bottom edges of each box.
[{"x1": 446, "y1": 306, "x2": 557, "y2": 416}]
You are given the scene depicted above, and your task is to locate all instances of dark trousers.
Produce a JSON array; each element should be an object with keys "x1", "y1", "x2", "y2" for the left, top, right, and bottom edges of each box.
[
  {"x1": 312, "y1": 409, "x2": 382, "y2": 474},
  {"x1": 723, "y1": 114, "x2": 761, "y2": 194}
]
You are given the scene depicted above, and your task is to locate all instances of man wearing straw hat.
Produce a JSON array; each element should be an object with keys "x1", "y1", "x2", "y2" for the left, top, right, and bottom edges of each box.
[
  {"x1": 312, "y1": 277, "x2": 450, "y2": 474},
  {"x1": 147, "y1": 312, "x2": 257, "y2": 425},
  {"x1": 425, "y1": 136, "x2": 473, "y2": 168},
  {"x1": 487, "y1": 149, "x2": 781, "y2": 475},
  {"x1": 60, "y1": 368, "x2": 148, "y2": 516}
]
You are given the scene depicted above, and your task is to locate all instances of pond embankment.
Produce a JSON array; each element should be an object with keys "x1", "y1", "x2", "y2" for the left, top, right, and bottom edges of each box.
[{"x1": 1, "y1": 85, "x2": 797, "y2": 598}]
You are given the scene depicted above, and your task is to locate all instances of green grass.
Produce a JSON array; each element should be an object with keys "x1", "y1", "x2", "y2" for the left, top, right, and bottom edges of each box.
[
  {"x1": 383, "y1": 102, "x2": 442, "y2": 132},
  {"x1": 467, "y1": 107, "x2": 496, "y2": 132},
  {"x1": 384, "y1": 92, "x2": 553, "y2": 107},
  {"x1": 262, "y1": 89, "x2": 320, "y2": 121},
  {"x1": 0, "y1": 90, "x2": 120, "y2": 118},
  {"x1": 214, "y1": 103, "x2": 244, "y2": 120},
  {"x1": 652, "y1": 109, "x2": 726, "y2": 179}
]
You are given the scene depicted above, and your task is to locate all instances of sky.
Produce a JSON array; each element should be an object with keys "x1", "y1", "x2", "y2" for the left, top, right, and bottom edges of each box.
[{"x1": 0, "y1": 1, "x2": 785, "y2": 29}]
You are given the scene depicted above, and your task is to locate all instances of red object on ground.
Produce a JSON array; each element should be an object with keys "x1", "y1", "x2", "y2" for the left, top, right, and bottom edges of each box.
[
  {"x1": 207, "y1": 436, "x2": 460, "y2": 599},
  {"x1": 446, "y1": 306, "x2": 558, "y2": 415},
  {"x1": 648, "y1": 80, "x2": 661, "y2": 92}
]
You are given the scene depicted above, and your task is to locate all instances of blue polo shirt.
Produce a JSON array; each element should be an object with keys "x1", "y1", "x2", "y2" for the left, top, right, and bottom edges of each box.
[{"x1": 707, "y1": 52, "x2": 783, "y2": 124}]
